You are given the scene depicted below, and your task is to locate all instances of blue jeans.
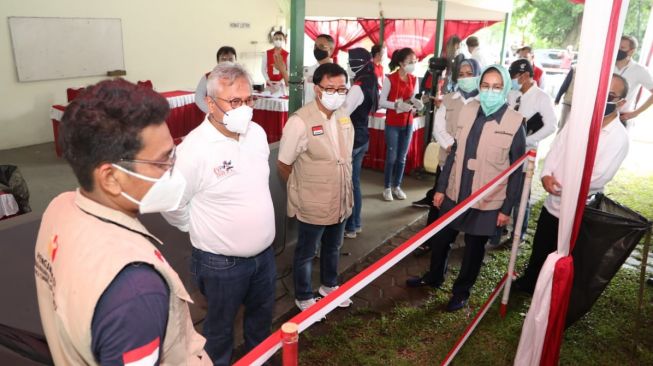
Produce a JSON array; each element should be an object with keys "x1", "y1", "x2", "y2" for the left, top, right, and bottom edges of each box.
[
  {"x1": 191, "y1": 246, "x2": 276, "y2": 366},
  {"x1": 346, "y1": 142, "x2": 369, "y2": 232},
  {"x1": 384, "y1": 124, "x2": 413, "y2": 188},
  {"x1": 293, "y1": 220, "x2": 346, "y2": 301}
]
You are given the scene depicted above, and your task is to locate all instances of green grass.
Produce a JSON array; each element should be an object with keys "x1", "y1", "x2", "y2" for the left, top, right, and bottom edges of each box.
[{"x1": 298, "y1": 170, "x2": 653, "y2": 365}]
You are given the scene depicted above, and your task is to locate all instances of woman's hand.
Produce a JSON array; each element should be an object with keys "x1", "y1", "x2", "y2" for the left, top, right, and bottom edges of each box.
[
  {"x1": 433, "y1": 192, "x2": 445, "y2": 208},
  {"x1": 496, "y1": 212, "x2": 510, "y2": 227}
]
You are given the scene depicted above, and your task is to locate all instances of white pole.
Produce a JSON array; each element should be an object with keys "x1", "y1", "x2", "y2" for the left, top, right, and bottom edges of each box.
[{"x1": 500, "y1": 149, "x2": 536, "y2": 317}]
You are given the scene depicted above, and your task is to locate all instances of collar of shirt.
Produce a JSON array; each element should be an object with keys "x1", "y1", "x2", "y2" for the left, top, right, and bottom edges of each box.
[
  {"x1": 616, "y1": 59, "x2": 634, "y2": 73},
  {"x1": 452, "y1": 91, "x2": 479, "y2": 104},
  {"x1": 602, "y1": 117, "x2": 623, "y2": 134},
  {"x1": 74, "y1": 189, "x2": 162, "y2": 245},
  {"x1": 197, "y1": 116, "x2": 246, "y2": 143}
]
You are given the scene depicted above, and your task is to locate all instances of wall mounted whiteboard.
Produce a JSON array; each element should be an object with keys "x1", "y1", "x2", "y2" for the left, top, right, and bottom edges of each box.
[{"x1": 8, "y1": 17, "x2": 125, "y2": 82}]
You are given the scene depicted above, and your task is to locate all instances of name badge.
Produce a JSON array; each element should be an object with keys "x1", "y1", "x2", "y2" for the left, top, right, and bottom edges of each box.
[{"x1": 312, "y1": 125, "x2": 324, "y2": 136}]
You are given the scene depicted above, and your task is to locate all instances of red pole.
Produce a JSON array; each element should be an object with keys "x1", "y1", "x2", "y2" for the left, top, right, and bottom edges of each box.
[{"x1": 281, "y1": 322, "x2": 299, "y2": 366}]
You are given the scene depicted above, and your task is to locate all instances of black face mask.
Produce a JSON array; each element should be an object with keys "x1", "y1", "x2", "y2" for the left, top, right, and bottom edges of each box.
[
  {"x1": 604, "y1": 101, "x2": 617, "y2": 116},
  {"x1": 314, "y1": 47, "x2": 329, "y2": 61},
  {"x1": 616, "y1": 50, "x2": 628, "y2": 61}
]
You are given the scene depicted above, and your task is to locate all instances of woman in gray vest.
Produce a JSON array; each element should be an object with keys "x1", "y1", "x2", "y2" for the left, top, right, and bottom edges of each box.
[{"x1": 406, "y1": 65, "x2": 526, "y2": 312}]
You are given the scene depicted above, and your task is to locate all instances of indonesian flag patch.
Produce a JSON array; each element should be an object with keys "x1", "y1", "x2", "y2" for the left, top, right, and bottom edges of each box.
[
  {"x1": 311, "y1": 125, "x2": 324, "y2": 136},
  {"x1": 122, "y1": 337, "x2": 160, "y2": 366}
]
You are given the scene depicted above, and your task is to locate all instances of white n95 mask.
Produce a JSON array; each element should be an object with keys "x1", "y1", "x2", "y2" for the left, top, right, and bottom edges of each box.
[
  {"x1": 320, "y1": 92, "x2": 347, "y2": 111},
  {"x1": 112, "y1": 164, "x2": 187, "y2": 214},
  {"x1": 222, "y1": 105, "x2": 253, "y2": 134}
]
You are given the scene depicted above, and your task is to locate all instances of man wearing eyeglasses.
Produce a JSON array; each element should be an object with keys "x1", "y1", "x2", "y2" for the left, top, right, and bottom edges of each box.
[
  {"x1": 278, "y1": 63, "x2": 355, "y2": 312},
  {"x1": 34, "y1": 79, "x2": 211, "y2": 365},
  {"x1": 162, "y1": 62, "x2": 275, "y2": 366}
]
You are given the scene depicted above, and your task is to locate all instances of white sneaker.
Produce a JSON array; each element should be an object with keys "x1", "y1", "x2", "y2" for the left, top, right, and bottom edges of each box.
[
  {"x1": 383, "y1": 188, "x2": 394, "y2": 201},
  {"x1": 295, "y1": 298, "x2": 317, "y2": 311},
  {"x1": 355, "y1": 227, "x2": 362, "y2": 234},
  {"x1": 344, "y1": 231, "x2": 357, "y2": 239},
  {"x1": 392, "y1": 186, "x2": 407, "y2": 200},
  {"x1": 318, "y1": 285, "x2": 353, "y2": 308}
]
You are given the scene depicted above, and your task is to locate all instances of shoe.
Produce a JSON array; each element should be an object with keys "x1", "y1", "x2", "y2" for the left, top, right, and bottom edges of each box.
[
  {"x1": 411, "y1": 196, "x2": 431, "y2": 208},
  {"x1": 446, "y1": 294, "x2": 469, "y2": 312},
  {"x1": 344, "y1": 231, "x2": 357, "y2": 239},
  {"x1": 413, "y1": 245, "x2": 432, "y2": 256},
  {"x1": 318, "y1": 285, "x2": 353, "y2": 308},
  {"x1": 392, "y1": 186, "x2": 407, "y2": 200},
  {"x1": 405, "y1": 274, "x2": 440, "y2": 288},
  {"x1": 383, "y1": 188, "x2": 394, "y2": 201},
  {"x1": 512, "y1": 279, "x2": 534, "y2": 295},
  {"x1": 355, "y1": 227, "x2": 363, "y2": 233},
  {"x1": 295, "y1": 297, "x2": 317, "y2": 311}
]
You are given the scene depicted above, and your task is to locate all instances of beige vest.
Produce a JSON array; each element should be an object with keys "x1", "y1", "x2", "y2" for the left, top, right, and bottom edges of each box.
[
  {"x1": 34, "y1": 191, "x2": 211, "y2": 365},
  {"x1": 286, "y1": 101, "x2": 354, "y2": 225},
  {"x1": 562, "y1": 66, "x2": 576, "y2": 106},
  {"x1": 439, "y1": 93, "x2": 466, "y2": 167},
  {"x1": 445, "y1": 100, "x2": 524, "y2": 211}
]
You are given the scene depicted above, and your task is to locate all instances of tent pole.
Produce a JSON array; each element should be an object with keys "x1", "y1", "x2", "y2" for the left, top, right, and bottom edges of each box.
[
  {"x1": 434, "y1": 0, "x2": 446, "y2": 57},
  {"x1": 379, "y1": 8, "x2": 385, "y2": 46},
  {"x1": 288, "y1": 0, "x2": 305, "y2": 114},
  {"x1": 499, "y1": 12, "x2": 511, "y2": 65}
]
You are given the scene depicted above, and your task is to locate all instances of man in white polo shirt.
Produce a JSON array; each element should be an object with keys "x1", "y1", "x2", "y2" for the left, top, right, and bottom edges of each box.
[
  {"x1": 163, "y1": 63, "x2": 276, "y2": 366},
  {"x1": 513, "y1": 74, "x2": 630, "y2": 294},
  {"x1": 615, "y1": 35, "x2": 653, "y2": 126}
]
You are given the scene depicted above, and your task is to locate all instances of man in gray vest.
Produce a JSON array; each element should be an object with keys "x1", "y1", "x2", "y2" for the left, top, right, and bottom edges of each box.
[{"x1": 278, "y1": 63, "x2": 354, "y2": 311}]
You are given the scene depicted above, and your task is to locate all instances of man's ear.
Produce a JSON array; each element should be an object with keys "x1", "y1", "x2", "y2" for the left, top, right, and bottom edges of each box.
[
  {"x1": 617, "y1": 98, "x2": 627, "y2": 108},
  {"x1": 95, "y1": 163, "x2": 123, "y2": 197}
]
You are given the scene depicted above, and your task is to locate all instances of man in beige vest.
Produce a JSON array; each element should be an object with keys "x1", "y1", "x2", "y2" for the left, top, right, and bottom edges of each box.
[
  {"x1": 34, "y1": 79, "x2": 211, "y2": 365},
  {"x1": 278, "y1": 63, "x2": 355, "y2": 311}
]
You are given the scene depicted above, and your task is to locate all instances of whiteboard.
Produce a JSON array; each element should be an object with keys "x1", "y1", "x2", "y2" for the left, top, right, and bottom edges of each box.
[{"x1": 8, "y1": 17, "x2": 125, "y2": 82}]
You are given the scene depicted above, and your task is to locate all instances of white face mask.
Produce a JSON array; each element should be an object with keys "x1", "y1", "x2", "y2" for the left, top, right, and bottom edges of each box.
[
  {"x1": 222, "y1": 105, "x2": 253, "y2": 134},
  {"x1": 273, "y1": 40, "x2": 284, "y2": 48},
  {"x1": 404, "y1": 63, "x2": 416, "y2": 74},
  {"x1": 319, "y1": 92, "x2": 347, "y2": 111},
  {"x1": 112, "y1": 165, "x2": 187, "y2": 214}
]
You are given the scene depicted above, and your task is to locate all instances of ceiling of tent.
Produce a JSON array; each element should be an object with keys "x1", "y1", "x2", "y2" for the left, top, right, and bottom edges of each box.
[{"x1": 306, "y1": 0, "x2": 513, "y2": 21}]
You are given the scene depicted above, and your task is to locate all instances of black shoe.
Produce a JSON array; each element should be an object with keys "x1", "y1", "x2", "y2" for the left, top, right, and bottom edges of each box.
[
  {"x1": 446, "y1": 294, "x2": 469, "y2": 312},
  {"x1": 512, "y1": 279, "x2": 534, "y2": 295},
  {"x1": 413, "y1": 244, "x2": 432, "y2": 256},
  {"x1": 406, "y1": 275, "x2": 441, "y2": 289},
  {"x1": 411, "y1": 197, "x2": 432, "y2": 208}
]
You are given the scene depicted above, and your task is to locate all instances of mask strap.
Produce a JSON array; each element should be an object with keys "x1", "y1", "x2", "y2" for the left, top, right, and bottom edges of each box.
[
  {"x1": 112, "y1": 163, "x2": 160, "y2": 183},
  {"x1": 120, "y1": 191, "x2": 142, "y2": 205}
]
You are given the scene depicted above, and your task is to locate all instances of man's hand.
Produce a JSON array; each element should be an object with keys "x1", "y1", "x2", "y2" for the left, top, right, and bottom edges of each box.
[
  {"x1": 620, "y1": 110, "x2": 638, "y2": 122},
  {"x1": 542, "y1": 175, "x2": 562, "y2": 196},
  {"x1": 433, "y1": 192, "x2": 445, "y2": 208},
  {"x1": 497, "y1": 212, "x2": 510, "y2": 227},
  {"x1": 273, "y1": 53, "x2": 287, "y2": 74}
]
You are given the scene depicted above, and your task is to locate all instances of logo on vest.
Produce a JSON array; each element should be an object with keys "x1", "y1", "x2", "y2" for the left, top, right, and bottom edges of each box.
[
  {"x1": 312, "y1": 125, "x2": 324, "y2": 136},
  {"x1": 214, "y1": 160, "x2": 234, "y2": 178},
  {"x1": 338, "y1": 117, "x2": 352, "y2": 125}
]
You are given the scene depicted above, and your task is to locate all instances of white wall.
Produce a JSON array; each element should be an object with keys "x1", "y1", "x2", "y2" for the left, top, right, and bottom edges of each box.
[{"x1": 0, "y1": 0, "x2": 286, "y2": 150}]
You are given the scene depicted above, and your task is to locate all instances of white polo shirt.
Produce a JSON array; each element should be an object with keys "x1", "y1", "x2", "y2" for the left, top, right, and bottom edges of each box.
[
  {"x1": 615, "y1": 59, "x2": 653, "y2": 111},
  {"x1": 541, "y1": 118, "x2": 629, "y2": 218},
  {"x1": 508, "y1": 85, "x2": 557, "y2": 149},
  {"x1": 162, "y1": 117, "x2": 275, "y2": 257}
]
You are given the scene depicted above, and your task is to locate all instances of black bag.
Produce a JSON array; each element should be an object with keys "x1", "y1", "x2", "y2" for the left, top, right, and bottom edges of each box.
[
  {"x1": 525, "y1": 112, "x2": 544, "y2": 136},
  {"x1": 565, "y1": 194, "x2": 651, "y2": 327}
]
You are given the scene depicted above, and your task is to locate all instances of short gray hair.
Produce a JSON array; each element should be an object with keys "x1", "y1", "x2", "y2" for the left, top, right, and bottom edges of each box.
[{"x1": 206, "y1": 63, "x2": 253, "y2": 97}]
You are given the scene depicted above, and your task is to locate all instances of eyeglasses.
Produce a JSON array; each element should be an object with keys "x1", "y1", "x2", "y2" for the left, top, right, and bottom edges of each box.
[
  {"x1": 479, "y1": 83, "x2": 503, "y2": 93},
  {"x1": 119, "y1": 146, "x2": 177, "y2": 174},
  {"x1": 219, "y1": 57, "x2": 236, "y2": 63},
  {"x1": 317, "y1": 85, "x2": 349, "y2": 95},
  {"x1": 212, "y1": 96, "x2": 258, "y2": 109}
]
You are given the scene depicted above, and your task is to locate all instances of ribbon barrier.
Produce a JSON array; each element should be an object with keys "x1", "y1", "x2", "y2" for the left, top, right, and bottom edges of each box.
[{"x1": 234, "y1": 150, "x2": 537, "y2": 366}]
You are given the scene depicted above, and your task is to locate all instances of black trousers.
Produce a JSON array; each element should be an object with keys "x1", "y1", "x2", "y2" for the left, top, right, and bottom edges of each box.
[
  {"x1": 516, "y1": 206, "x2": 559, "y2": 291},
  {"x1": 424, "y1": 224, "x2": 489, "y2": 298},
  {"x1": 425, "y1": 165, "x2": 442, "y2": 227}
]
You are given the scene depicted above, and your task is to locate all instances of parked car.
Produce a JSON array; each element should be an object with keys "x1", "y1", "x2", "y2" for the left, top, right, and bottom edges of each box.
[{"x1": 534, "y1": 49, "x2": 577, "y2": 73}]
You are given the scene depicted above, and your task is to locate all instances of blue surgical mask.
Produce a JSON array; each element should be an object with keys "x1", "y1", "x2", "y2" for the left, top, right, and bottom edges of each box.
[
  {"x1": 457, "y1": 76, "x2": 478, "y2": 93},
  {"x1": 511, "y1": 78, "x2": 522, "y2": 91},
  {"x1": 479, "y1": 90, "x2": 505, "y2": 116}
]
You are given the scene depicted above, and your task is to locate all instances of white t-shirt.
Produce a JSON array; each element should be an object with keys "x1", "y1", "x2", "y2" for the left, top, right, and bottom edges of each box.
[
  {"x1": 542, "y1": 118, "x2": 629, "y2": 218},
  {"x1": 508, "y1": 85, "x2": 557, "y2": 149},
  {"x1": 162, "y1": 118, "x2": 275, "y2": 257},
  {"x1": 615, "y1": 59, "x2": 653, "y2": 111}
]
